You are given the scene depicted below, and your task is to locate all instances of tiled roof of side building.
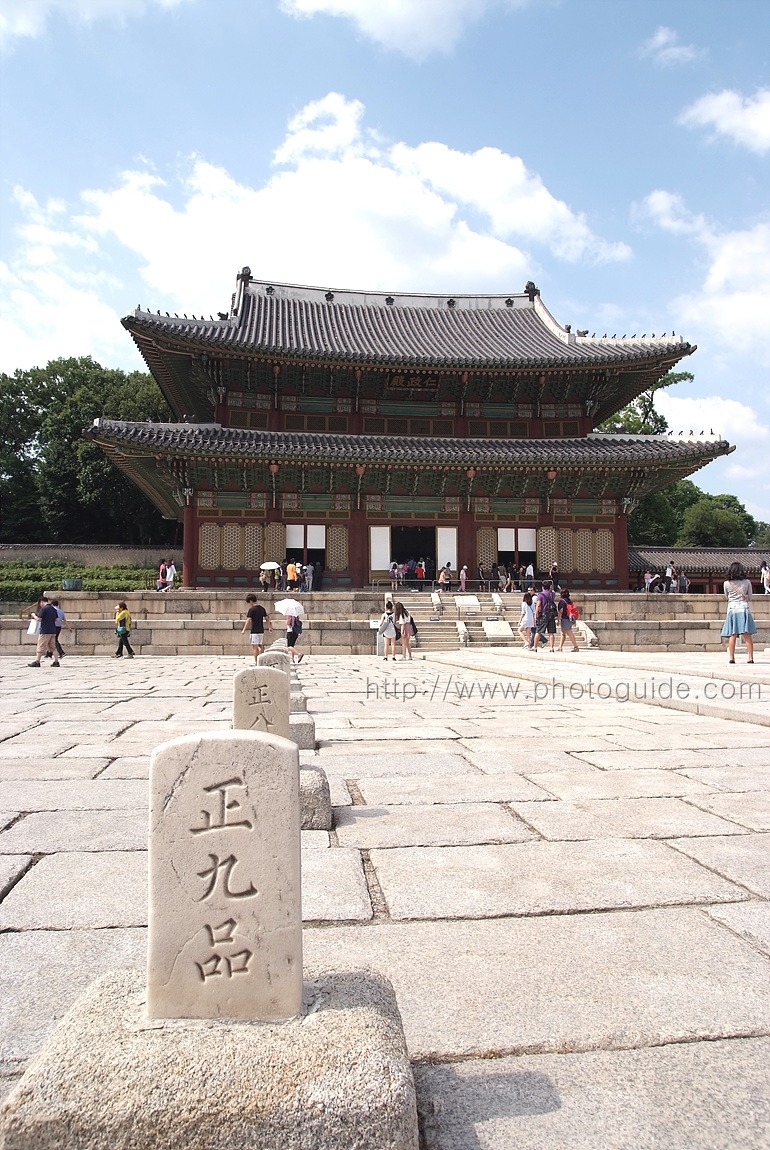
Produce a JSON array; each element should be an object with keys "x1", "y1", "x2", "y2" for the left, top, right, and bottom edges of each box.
[
  {"x1": 86, "y1": 421, "x2": 733, "y2": 469},
  {"x1": 124, "y1": 273, "x2": 695, "y2": 370},
  {"x1": 629, "y1": 547, "x2": 769, "y2": 574}
]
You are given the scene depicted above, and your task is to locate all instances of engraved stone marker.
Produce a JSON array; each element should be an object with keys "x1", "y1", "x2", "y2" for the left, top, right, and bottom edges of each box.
[
  {"x1": 148, "y1": 731, "x2": 302, "y2": 1021},
  {"x1": 258, "y1": 650, "x2": 291, "y2": 674},
  {"x1": 233, "y1": 666, "x2": 290, "y2": 739}
]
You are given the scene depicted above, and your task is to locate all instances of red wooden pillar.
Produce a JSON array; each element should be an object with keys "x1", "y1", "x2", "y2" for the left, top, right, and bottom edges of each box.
[
  {"x1": 182, "y1": 503, "x2": 196, "y2": 588},
  {"x1": 615, "y1": 511, "x2": 630, "y2": 591},
  {"x1": 348, "y1": 510, "x2": 368, "y2": 588}
]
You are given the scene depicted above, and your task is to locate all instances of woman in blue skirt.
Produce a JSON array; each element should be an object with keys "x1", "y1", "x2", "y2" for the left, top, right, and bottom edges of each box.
[{"x1": 721, "y1": 562, "x2": 756, "y2": 664}]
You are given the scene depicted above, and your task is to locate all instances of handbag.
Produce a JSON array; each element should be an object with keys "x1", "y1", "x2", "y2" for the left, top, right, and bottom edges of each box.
[{"x1": 27, "y1": 618, "x2": 41, "y2": 635}]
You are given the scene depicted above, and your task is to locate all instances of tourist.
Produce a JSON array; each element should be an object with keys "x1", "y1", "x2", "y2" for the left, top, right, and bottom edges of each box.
[
  {"x1": 389, "y1": 561, "x2": 399, "y2": 591},
  {"x1": 532, "y1": 579, "x2": 558, "y2": 652},
  {"x1": 557, "y1": 590, "x2": 580, "y2": 652},
  {"x1": 27, "y1": 596, "x2": 61, "y2": 668},
  {"x1": 721, "y1": 562, "x2": 756, "y2": 664},
  {"x1": 378, "y1": 600, "x2": 398, "y2": 660},
  {"x1": 524, "y1": 561, "x2": 534, "y2": 590},
  {"x1": 438, "y1": 563, "x2": 452, "y2": 592},
  {"x1": 285, "y1": 611, "x2": 304, "y2": 663},
  {"x1": 549, "y1": 562, "x2": 561, "y2": 590},
  {"x1": 286, "y1": 559, "x2": 297, "y2": 591},
  {"x1": 156, "y1": 559, "x2": 168, "y2": 592},
  {"x1": 761, "y1": 560, "x2": 770, "y2": 594},
  {"x1": 313, "y1": 561, "x2": 323, "y2": 590},
  {"x1": 48, "y1": 598, "x2": 73, "y2": 659},
  {"x1": 241, "y1": 593, "x2": 271, "y2": 660},
  {"x1": 644, "y1": 569, "x2": 653, "y2": 592},
  {"x1": 677, "y1": 570, "x2": 690, "y2": 594},
  {"x1": 518, "y1": 591, "x2": 534, "y2": 648},
  {"x1": 303, "y1": 564, "x2": 313, "y2": 593},
  {"x1": 113, "y1": 601, "x2": 135, "y2": 659},
  {"x1": 664, "y1": 561, "x2": 675, "y2": 593},
  {"x1": 165, "y1": 559, "x2": 177, "y2": 590},
  {"x1": 648, "y1": 571, "x2": 662, "y2": 593},
  {"x1": 459, "y1": 565, "x2": 468, "y2": 592},
  {"x1": 394, "y1": 601, "x2": 414, "y2": 660},
  {"x1": 498, "y1": 565, "x2": 507, "y2": 592},
  {"x1": 415, "y1": 559, "x2": 425, "y2": 590}
]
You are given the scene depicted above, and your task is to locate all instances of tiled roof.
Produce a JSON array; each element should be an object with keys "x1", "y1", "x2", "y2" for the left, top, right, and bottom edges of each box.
[
  {"x1": 87, "y1": 421, "x2": 732, "y2": 469},
  {"x1": 629, "y1": 547, "x2": 768, "y2": 574},
  {"x1": 125, "y1": 275, "x2": 694, "y2": 371}
]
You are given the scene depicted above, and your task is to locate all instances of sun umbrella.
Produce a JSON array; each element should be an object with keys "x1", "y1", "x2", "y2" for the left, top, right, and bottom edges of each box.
[
  {"x1": 274, "y1": 598, "x2": 305, "y2": 618},
  {"x1": 260, "y1": 561, "x2": 281, "y2": 571}
]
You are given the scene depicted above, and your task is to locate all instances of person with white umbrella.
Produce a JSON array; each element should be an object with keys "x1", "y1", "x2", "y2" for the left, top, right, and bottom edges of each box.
[{"x1": 275, "y1": 598, "x2": 305, "y2": 663}]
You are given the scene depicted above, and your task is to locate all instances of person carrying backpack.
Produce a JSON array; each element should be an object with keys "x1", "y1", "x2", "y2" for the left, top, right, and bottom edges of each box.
[
  {"x1": 532, "y1": 579, "x2": 558, "y2": 652},
  {"x1": 557, "y1": 590, "x2": 580, "y2": 652}
]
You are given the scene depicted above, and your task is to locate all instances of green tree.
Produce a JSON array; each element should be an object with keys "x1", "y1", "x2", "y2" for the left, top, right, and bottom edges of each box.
[
  {"x1": 627, "y1": 491, "x2": 679, "y2": 546},
  {"x1": 0, "y1": 369, "x2": 53, "y2": 542},
  {"x1": 677, "y1": 498, "x2": 752, "y2": 547},
  {"x1": 598, "y1": 371, "x2": 693, "y2": 435},
  {"x1": 4, "y1": 357, "x2": 176, "y2": 545},
  {"x1": 754, "y1": 521, "x2": 770, "y2": 548}
]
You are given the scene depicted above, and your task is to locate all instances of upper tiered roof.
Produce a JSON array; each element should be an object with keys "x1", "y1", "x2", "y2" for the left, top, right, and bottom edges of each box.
[
  {"x1": 123, "y1": 270, "x2": 695, "y2": 424},
  {"x1": 126, "y1": 270, "x2": 693, "y2": 370}
]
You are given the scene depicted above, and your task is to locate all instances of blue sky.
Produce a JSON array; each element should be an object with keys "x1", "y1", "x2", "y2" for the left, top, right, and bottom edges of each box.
[{"x1": 1, "y1": 0, "x2": 769, "y2": 520}]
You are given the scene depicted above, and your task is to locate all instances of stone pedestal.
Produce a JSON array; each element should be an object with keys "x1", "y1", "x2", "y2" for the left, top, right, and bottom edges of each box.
[
  {"x1": 0, "y1": 969, "x2": 418, "y2": 1150},
  {"x1": 290, "y1": 712, "x2": 316, "y2": 750},
  {"x1": 299, "y1": 766, "x2": 332, "y2": 831}
]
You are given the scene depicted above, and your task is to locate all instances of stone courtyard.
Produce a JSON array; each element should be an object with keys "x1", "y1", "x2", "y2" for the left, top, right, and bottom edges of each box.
[{"x1": 0, "y1": 645, "x2": 769, "y2": 1147}]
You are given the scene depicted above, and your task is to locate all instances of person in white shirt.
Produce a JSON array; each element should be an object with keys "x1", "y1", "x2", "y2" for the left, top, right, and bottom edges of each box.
[{"x1": 165, "y1": 560, "x2": 177, "y2": 590}]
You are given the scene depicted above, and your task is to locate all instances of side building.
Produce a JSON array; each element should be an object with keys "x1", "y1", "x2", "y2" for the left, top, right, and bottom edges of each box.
[{"x1": 87, "y1": 269, "x2": 733, "y2": 589}]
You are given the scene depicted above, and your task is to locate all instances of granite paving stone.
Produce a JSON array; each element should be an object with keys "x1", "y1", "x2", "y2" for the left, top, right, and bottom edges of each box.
[
  {"x1": 0, "y1": 810, "x2": 147, "y2": 853},
  {"x1": 318, "y1": 725, "x2": 462, "y2": 743},
  {"x1": 0, "y1": 758, "x2": 110, "y2": 781},
  {"x1": 415, "y1": 1037, "x2": 770, "y2": 1150},
  {"x1": 316, "y1": 750, "x2": 476, "y2": 777},
  {"x1": 686, "y1": 792, "x2": 770, "y2": 831},
  {"x1": 0, "y1": 928, "x2": 147, "y2": 1065},
  {"x1": 458, "y1": 743, "x2": 604, "y2": 774},
  {"x1": 355, "y1": 774, "x2": 551, "y2": 806},
  {"x1": 677, "y1": 765, "x2": 770, "y2": 791},
  {"x1": 0, "y1": 855, "x2": 31, "y2": 898},
  {"x1": 98, "y1": 757, "x2": 150, "y2": 779},
  {"x1": 0, "y1": 851, "x2": 148, "y2": 929},
  {"x1": 668, "y1": 833, "x2": 770, "y2": 897},
  {"x1": 707, "y1": 902, "x2": 770, "y2": 957},
  {"x1": 525, "y1": 768, "x2": 715, "y2": 801},
  {"x1": 0, "y1": 779, "x2": 148, "y2": 811},
  {"x1": 335, "y1": 803, "x2": 534, "y2": 849},
  {"x1": 511, "y1": 797, "x2": 748, "y2": 840},
  {"x1": 302, "y1": 908, "x2": 770, "y2": 1059},
  {"x1": 369, "y1": 839, "x2": 747, "y2": 920},
  {"x1": 300, "y1": 848, "x2": 372, "y2": 922}
]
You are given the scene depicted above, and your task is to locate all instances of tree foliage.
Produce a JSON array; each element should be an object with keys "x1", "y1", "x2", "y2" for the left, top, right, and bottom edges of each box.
[
  {"x1": 0, "y1": 357, "x2": 176, "y2": 545},
  {"x1": 598, "y1": 371, "x2": 693, "y2": 435}
]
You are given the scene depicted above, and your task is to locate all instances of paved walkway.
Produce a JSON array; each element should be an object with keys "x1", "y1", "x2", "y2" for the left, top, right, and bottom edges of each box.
[{"x1": 1, "y1": 651, "x2": 769, "y2": 1147}]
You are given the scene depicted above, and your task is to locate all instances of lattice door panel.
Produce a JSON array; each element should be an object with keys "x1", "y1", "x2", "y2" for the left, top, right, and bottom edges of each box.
[
  {"x1": 595, "y1": 529, "x2": 615, "y2": 573},
  {"x1": 557, "y1": 528, "x2": 573, "y2": 571},
  {"x1": 264, "y1": 522, "x2": 286, "y2": 563},
  {"x1": 476, "y1": 527, "x2": 497, "y2": 569},
  {"x1": 575, "y1": 529, "x2": 593, "y2": 573},
  {"x1": 222, "y1": 523, "x2": 242, "y2": 569},
  {"x1": 537, "y1": 527, "x2": 557, "y2": 570},
  {"x1": 199, "y1": 523, "x2": 220, "y2": 570},
  {"x1": 327, "y1": 524, "x2": 349, "y2": 572},
  {"x1": 244, "y1": 524, "x2": 263, "y2": 569}
]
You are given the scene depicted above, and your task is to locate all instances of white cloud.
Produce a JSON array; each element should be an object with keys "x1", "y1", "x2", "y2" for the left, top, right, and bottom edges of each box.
[
  {"x1": 679, "y1": 88, "x2": 770, "y2": 155},
  {"x1": 639, "y1": 26, "x2": 701, "y2": 67},
  {"x1": 656, "y1": 394, "x2": 770, "y2": 443},
  {"x1": 279, "y1": 0, "x2": 528, "y2": 60},
  {"x1": 640, "y1": 190, "x2": 770, "y2": 362},
  {"x1": 0, "y1": 0, "x2": 189, "y2": 47},
  {"x1": 0, "y1": 92, "x2": 629, "y2": 371}
]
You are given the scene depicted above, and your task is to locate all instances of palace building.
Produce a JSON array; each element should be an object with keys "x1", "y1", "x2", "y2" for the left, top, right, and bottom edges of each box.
[{"x1": 88, "y1": 268, "x2": 733, "y2": 589}]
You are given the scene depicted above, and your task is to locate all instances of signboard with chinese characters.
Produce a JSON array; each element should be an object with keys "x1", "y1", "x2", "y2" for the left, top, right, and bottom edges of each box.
[{"x1": 147, "y1": 731, "x2": 302, "y2": 1021}]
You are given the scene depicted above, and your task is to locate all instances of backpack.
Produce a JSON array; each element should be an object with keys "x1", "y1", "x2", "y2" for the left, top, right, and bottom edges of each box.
[
  {"x1": 566, "y1": 602, "x2": 579, "y2": 621},
  {"x1": 293, "y1": 618, "x2": 303, "y2": 634},
  {"x1": 542, "y1": 593, "x2": 557, "y2": 624}
]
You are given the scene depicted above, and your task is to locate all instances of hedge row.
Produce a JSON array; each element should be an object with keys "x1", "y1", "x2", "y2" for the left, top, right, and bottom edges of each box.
[{"x1": 0, "y1": 562, "x2": 155, "y2": 603}]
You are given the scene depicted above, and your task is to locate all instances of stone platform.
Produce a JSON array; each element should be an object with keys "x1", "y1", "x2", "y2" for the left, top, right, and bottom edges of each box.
[{"x1": 0, "y1": 650, "x2": 769, "y2": 1146}]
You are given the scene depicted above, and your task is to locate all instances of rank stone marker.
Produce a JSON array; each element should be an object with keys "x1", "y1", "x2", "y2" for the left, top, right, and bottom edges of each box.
[
  {"x1": 232, "y1": 665, "x2": 290, "y2": 739},
  {"x1": 147, "y1": 730, "x2": 302, "y2": 1021},
  {"x1": 258, "y1": 649, "x2": 291, "y2": 674}
]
